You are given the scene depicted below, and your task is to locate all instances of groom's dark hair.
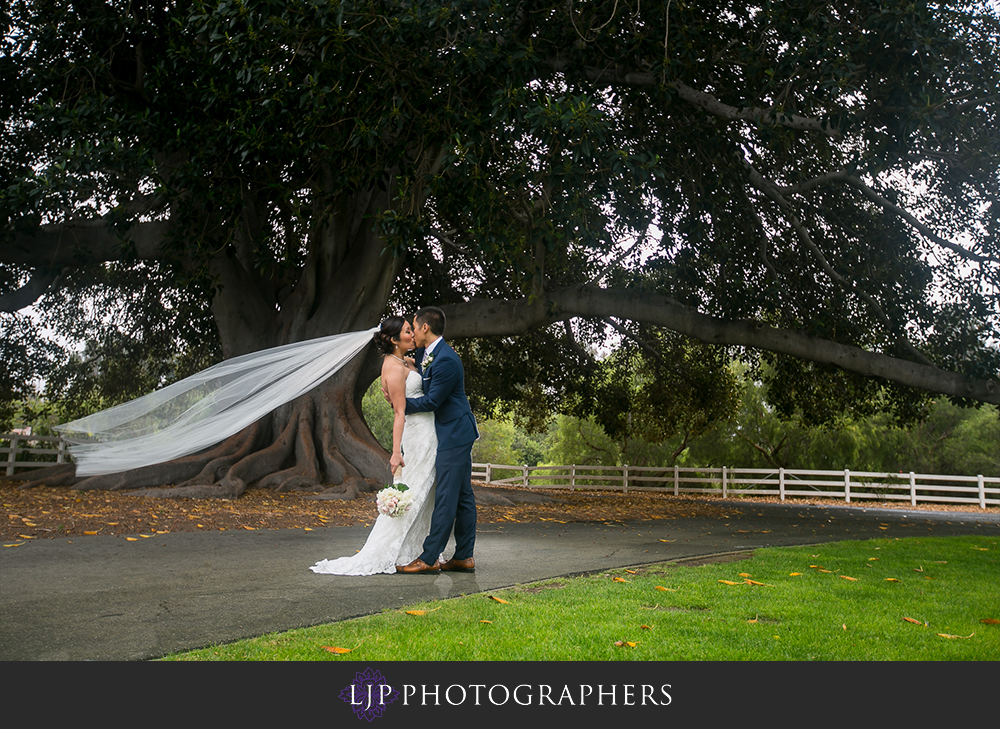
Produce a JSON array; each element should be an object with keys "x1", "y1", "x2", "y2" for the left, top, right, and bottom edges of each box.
[{"x1": 414, "y1": 306, "x2": 446, "y2": 336}]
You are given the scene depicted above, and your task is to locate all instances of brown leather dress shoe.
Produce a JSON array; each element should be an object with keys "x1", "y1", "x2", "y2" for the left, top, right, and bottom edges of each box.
[
  {"x1": 440, "y1": 557, "x2": 475, "y2": 573},
  {"x1": 396, "y1": 558, "x2": 441, "y2": 574}
]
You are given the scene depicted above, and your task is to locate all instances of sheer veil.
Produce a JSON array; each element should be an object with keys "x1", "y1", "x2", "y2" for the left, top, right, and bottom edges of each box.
[{"x1": 56, "y1": 326, "x2": 380, "y2": 477}]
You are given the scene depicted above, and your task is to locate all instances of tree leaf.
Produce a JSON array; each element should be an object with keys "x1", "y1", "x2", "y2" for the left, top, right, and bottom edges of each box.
[
  {"x1": 903, "y1": 617, "x2": 923, "y2": 625},
  {"x1": 839, "y1": 575, "x2": 858, "y2": 581},
  {"x1": 654, "y1": 586, "x2": 675, "y2": 592},
  {"x1": 937, "y1": 632, "x2": 974, "y2": 639},
  {"x1": 488, "y1": 596, "x2": 509, "y2": 604},
  {"x1": 885, "y1": 578, "x2": 901, "y2": 582},
  {"x1": 789, "y1": 572, "x2": 802, "y2": 576},
  {"x1": 718, "y1": 580, "x2": 740, "y2": 585},
  {"x1": 322, "y1": 646, "x2": 352, "y2": 654},
  {"x1": 612, "y1": 577, "x2": 629, "y2": 583}
]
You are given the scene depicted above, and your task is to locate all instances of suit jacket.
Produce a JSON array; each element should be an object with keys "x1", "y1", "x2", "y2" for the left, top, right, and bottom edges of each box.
[{"x1": 405, "y1": 339, "x2": 479, "y2": 451}]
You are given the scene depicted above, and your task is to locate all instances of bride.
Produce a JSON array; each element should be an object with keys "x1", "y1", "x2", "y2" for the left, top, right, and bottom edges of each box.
[{"x1": 310, "y1": 315, "x2": 438, "y2": 575}]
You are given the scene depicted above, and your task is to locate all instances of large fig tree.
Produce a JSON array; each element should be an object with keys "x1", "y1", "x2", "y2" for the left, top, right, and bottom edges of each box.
[{"x1": 2, "y1": 0, "x2": 998, "y2": 497}]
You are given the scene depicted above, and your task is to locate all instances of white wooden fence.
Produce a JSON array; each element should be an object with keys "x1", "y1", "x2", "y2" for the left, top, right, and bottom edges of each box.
[
  {"x1": 4, "y1": 434, "x2": 996, "y2": 509},
  {"x1": 473, "y1": 463, "x2": 1000, "y2": 510},
  {"x1": 1, "y1": 433, "x2": 69, "y2": 476}
]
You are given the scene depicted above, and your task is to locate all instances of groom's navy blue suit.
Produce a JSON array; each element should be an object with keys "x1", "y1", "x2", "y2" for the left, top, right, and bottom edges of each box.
[{"x1": 406, "y1": 339, "x2": 478, "y2": 565}]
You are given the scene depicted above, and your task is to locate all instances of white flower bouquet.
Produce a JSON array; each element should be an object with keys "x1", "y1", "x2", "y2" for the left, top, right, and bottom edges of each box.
[{"x1": 376, "y1": 483, "x2": 412, "y2": 518}]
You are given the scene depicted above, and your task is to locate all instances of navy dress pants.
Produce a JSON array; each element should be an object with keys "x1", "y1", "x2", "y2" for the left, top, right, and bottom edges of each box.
[{"x1": 419, "y1": 442, "x2": 476, "y2": 564}]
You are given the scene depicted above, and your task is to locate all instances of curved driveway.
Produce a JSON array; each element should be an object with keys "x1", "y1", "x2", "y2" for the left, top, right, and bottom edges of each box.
[{"x1": 1, "y1": 500, "x2": 997, "y2": 660}]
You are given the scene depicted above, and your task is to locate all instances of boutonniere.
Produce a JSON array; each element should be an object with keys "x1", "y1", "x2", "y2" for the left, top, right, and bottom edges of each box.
[{"x1": 422, "y1": 353, "x2": 436, "y2": 371}]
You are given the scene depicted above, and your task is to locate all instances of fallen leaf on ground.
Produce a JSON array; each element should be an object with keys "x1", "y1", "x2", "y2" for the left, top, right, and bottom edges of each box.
[
  {"x1": 718, "y1": 580, "x2": 740, "y2": 585},
  {"x1": 613, "y1": 577, "x2": 629, "y2": 583},
  {"x1": 839, "y1": 575, "x2": 858, "y2": 581},
  {"x1": 405, "y1": 610, "x2": 429, "y2": 616},
  {"x1": 625, "y1": 569, "x2": 637, "y2": 574},
  {"x1": 3, "y1": 542, "x2": 25, "y2": 547},
  {"x1": 654, "y1": 586, "x2": 675, "y2": 592},
  {"x1": 789, "y1": 572, "x2": 802, "y2": 576},
  {"x1": 322, "y1": 646, "x2": 352, "y2": 654},
  {"x1": 979, "y1": 618, "x2": 1000, "y2": 625},
  {"x1": 937, "y1": 632, "x2": 974, "y2": 639},
  {"x1": 886, "y1": 578, "x2": 901, "y2": 582},
  {"x1": 242, "y1": 526, "x2": 256, "y2": 530},
  {"x1": 614, "y1": 641, "x2": 638, "y2": 648},
  {"x1": 903, "y1": 617, "x2": 923, "y2": 625},
  {"x1": 738, "y1": 573, "x2": 751, "y2": 577},
  {"x1": 125, "y1": 537, "x2": 137, "y2": 541},
  {"x1": 488, "y1": 596, "x2": 509, "y2": 604},
  {"x1": 744, "y1": 579, "x2": 768, "y2": 586},
  {"x1": 480, "y1": 620, "x2": 493, "y2": 624}
]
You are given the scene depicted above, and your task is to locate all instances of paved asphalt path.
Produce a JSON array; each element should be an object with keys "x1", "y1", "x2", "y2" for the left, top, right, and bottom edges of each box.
[{"x1": 2, "y1": 500, "x2": 998, "y2": 660}]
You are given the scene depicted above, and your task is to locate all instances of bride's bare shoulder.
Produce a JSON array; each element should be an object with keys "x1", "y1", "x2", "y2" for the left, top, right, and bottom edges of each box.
[{"x1": 381, "y1": 356, "x2": 409, "y2": 381}]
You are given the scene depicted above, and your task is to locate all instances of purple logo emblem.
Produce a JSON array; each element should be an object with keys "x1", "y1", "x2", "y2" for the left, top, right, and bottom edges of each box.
[{"x1": 340, "y1": 667, "x2": 400, "y2": 721}]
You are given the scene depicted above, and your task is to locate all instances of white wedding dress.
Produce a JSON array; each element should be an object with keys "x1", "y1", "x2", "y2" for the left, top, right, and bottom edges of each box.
[{"x1": 310, "y1": 370, "x2": 437, "y2": 575}]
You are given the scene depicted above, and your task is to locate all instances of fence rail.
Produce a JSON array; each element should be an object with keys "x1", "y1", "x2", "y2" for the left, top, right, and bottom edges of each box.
[
  {"x1": 473, "y1": 463, "x2": 999, "y2": 510},
  {"x1": 4, "y1": 435, "x2": 995, "y2": 509},
  {"x1": 1, "y1": 434, "x2": 69, "y2": 476}
]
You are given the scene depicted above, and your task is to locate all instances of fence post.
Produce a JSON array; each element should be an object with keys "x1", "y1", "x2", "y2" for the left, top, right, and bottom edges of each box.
[
  {"x1": 6, "y1": 434, "x2": 18, "y2": 476},
  {"x1": 909, "y1": 472, "x2": 916, "y2": 506},
  {"x1": 722, "y1": 466, "x2": 727, "y2": 498},
  {"x1": 673, "y1": 465, "x2": 679, "y2": 496},
  {"x1": 570, "y1": 464, "x2": 576, "y2": 489},
  {"x1": 485, "y1": 463, "x2": 491, "y2": 484},
  {"x1": 522, "y1": 465, "x2": 528, "y2": 488},
  {"x1": 623, "y1": 465, "x2": 629, "y2": 493},
  {"x1": 844, "y1": 469, "x2": 851, "y2": 504},
  {"x1": 779, "y1": 468, "x2": 785, "y2": 501},
  {"x1": 979, "y1": 475, "x2": 986, "y2": 510},
  {"x1": 57, "y1": 438, "x2": 67, "y2": 464}
]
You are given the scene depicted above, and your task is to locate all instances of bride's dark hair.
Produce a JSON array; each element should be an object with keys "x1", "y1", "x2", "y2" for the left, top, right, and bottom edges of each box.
[{"x1": 373, "y1": 315, "x2": 409, "y2": 354}]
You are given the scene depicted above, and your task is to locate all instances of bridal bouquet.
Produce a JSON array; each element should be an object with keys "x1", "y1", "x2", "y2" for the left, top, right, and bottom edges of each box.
[{"x1": 376, "y1": 483, "x2": 412, "y2": 518}]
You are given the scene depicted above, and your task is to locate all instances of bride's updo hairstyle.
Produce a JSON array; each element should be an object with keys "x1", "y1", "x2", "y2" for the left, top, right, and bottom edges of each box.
[{"x1": 374, "y1": 315, "x2": 408, "y2": 354}]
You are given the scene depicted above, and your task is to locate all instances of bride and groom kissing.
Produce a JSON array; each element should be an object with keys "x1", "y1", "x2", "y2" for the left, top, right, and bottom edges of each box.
[{"x1": 310, "y1": 306, "x2": 479, "y2": 576}]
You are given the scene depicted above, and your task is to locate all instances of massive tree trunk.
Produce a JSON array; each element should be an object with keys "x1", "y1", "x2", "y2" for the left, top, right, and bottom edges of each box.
[{"x1": 15, "y1": 184, "x2": 404, "y2": 498}]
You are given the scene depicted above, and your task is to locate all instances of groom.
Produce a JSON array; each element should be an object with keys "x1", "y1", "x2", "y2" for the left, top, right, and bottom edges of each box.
[{"x1": 397, "y1": 306, "x2": 479, "y2": 574}]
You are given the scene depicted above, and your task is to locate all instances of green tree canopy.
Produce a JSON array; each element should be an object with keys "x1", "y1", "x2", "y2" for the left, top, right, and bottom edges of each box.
[{"x1": 2, "y1": 0, "x2": 998, "y2": 496}]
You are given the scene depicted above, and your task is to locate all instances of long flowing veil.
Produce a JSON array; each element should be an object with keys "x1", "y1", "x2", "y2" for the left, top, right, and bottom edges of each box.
[{"x1": 55, "y1": 326, "x2": 380, "y2": 477}]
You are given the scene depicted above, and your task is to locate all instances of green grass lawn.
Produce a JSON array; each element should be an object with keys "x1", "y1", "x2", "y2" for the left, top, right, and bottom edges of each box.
[{"x1": 163, "y1": 535, "x2": 999, "y2": 661}]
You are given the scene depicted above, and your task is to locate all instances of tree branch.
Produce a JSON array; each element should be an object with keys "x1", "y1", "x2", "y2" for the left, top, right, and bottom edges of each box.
[
  {"x1": 743, "y1": 157, "x2": 936, "y2": 367},
  {"x1": 0, "y1": 268, "x2": 64, "y2": 313},
  {"x1": 773, "y1": 170, "x2": 1000, "y2": 265},
  {"x1": 541, "y1": 59, "x2": 843, "y2": 138},
  {"x1": 3, "y1": 220, "x2": 171, "y2": 267},
  {"x1": 444, "y1": 285, "x2": 1000, "y2": 405}
]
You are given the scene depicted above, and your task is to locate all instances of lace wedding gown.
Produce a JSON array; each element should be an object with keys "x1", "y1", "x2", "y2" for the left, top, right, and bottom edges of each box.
[{"x1": 310, "y1": 369, "x2": 437, "y2": 575}]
